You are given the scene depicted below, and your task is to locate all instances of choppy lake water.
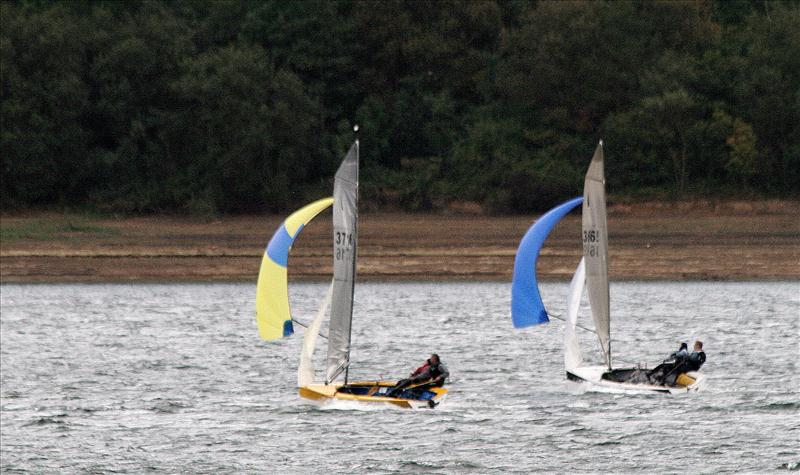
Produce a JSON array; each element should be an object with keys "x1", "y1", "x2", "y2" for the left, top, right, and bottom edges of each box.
[{"x1": 1, "y1": 282, "x2": 798, "y2": 473}]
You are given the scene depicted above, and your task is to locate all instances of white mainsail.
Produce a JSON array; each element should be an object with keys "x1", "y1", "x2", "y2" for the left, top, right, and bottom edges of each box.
[
  {"x1": 325, "y1": 141, "x2": 359, "y2": 383},
  {"x1": 298, "y1": 280, "x2": 333, "y2": 387},
  {"x1": 582, "y1": 141, "x2": 611, "y2": 369},
  {"x1": 564, "y1": 258, "x2": 586, "y2": 372}
]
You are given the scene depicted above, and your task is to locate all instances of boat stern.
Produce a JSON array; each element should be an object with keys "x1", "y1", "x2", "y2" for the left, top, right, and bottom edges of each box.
[{"x1": 676, "y1": 371, "x2": 706, "y2": 392}]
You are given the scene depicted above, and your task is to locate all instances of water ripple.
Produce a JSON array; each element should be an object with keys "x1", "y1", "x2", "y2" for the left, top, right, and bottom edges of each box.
[{"x1": 1, "y1": 281, "x2": 798, "y2": 472}]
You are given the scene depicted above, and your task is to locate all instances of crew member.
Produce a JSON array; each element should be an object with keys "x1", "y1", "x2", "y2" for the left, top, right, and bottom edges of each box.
[
  {"x1": 648, "y1": 342, "x2": 690, "y2": 385},
  {"x1": 687, "y1": 341, "x2": 706, "y2": 371},
  {"x1": 670, "y1": 342, "x2": 689, "y2": 361},
  {"x1": 387, "y1": 354, "x2": 449, "y2": 397},
  {"x1": 659, "y1": 340, "x2": 706, "y2": 385}
]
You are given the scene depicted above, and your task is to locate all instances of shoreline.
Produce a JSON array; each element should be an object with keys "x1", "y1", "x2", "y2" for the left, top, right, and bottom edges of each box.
[
  {"x1": 2, "y1": 276, "x2": 797, "y2": 285},
  {"x1": 2, "y1": 201, "x2": 798, "y2": 283}
]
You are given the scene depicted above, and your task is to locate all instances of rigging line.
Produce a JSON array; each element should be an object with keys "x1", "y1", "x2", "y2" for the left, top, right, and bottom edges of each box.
[
  {"x1": 547, "y1": 312, "x2": 638, "y2": 367},
  {"x1": 547, "y1": 312, "x2": 596, "y2": 335},
  {"x1": 292, "y1": 318, "x2": 328, "y2": 340},
  {"x1": 327, "y1": 361, "x2": 350, "y2": 386}
]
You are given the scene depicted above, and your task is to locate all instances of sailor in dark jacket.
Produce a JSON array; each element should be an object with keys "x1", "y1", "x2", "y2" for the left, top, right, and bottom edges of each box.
[
  {"x1": 659, "y1": 340, "x2": 706, "y2": 385},
  {"x1": 649, "y1": 341, "x2": 706, "y2": 385},
  {"x1": 670, "y1": 342, "x2": 689, "y2": 361},
  {"x1": 687, "y1": 341, "x2": 706, "y2": 371},
  {"x1": 387, "y1": 354, "x2": 449, "y2": 396},
  {"x1": 407, "y1": 354, "x2": 449, "y2": 386}
]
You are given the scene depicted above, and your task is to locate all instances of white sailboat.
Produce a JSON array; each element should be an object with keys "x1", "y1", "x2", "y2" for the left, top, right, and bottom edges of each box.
[
  {"x1": 256, "y1": 140, "x2": 448, "y2": 409},
  {"x1": 511, "y1": 141, "x2": 705, "y2": 394}
]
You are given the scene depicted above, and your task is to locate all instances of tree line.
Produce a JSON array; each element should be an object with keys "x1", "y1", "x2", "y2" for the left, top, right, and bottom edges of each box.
[{"x1": 1, "y1": 0, "x2": 798, "y2": 214}]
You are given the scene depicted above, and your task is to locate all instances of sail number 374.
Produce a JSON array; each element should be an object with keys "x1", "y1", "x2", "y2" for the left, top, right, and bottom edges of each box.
[{"x1": 335, "y1": 231, "x2": 353, "y2": 261}]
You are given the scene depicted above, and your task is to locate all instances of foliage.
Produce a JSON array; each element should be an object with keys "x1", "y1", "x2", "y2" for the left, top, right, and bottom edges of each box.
[{"x1": 1, "y1": 0, "x2": 797, "y2": 214}]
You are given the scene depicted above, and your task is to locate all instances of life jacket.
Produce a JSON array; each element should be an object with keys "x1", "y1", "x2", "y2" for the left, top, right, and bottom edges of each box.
[{"x1": 411, "y1": 362, "x2": 430, "y2": 377}]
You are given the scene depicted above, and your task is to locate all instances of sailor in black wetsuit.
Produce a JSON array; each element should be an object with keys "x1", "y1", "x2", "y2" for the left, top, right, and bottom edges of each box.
[
  {"x1": 671, "y1": 342, "x2": 689, "y2": 361},
  {"x1": 647, "y1": 342, "x2": 688, "y2": 384},
  {"x1": 658, "y1": 340, "x2": 706, "y2": 385},
  {"x1": 686, "y1": 341, "x2": 706, "y2": 371}
]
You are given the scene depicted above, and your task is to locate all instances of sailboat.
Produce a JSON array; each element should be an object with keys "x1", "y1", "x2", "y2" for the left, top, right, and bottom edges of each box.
[
  {"x1": 255, "y1": 140, "x2": 448, "y2": 409},
  {"x1": 511, "y1": 141, "x2": 705, "y2": 394}
]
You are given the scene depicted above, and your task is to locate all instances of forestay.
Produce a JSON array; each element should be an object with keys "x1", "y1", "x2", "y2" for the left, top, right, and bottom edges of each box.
[
  {"x1": 326, "y1": 141, "x2": 359, "y2": 383},
  {"x1": 581, "y1": 141, "x2": 611, "y2": 368},
  {"x1": 511, "y1": 197, "x2": 583, "y2": 328}
]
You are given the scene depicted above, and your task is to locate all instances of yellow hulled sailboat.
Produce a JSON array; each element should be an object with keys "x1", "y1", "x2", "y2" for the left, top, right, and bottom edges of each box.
[{"x1": 255, "y1": 140, "x2": 447, "y2": 409}]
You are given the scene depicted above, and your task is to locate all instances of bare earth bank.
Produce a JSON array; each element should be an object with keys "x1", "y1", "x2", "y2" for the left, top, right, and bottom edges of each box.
[{"x1": 1, "y1": 200, "x2": 798, "y2": 282}]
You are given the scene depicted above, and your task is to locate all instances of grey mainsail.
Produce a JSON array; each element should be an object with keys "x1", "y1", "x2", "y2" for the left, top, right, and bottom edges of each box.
[
  {"x1": 582, "y1": 141, "x2": 611, "y2": 369},
  {"x1": 325, "y1": 141, "x2": 359, "y2": 383}
]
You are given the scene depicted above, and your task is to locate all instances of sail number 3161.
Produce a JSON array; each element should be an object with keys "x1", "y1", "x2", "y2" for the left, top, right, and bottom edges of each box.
[{"x1": 583, "y1": 229, "x2": 601, "y2": 257}]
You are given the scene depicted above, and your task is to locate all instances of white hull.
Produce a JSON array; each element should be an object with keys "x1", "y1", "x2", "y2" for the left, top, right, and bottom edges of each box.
[{"x1": 567, "y1": 365, "x2": 705, "y2": 394}]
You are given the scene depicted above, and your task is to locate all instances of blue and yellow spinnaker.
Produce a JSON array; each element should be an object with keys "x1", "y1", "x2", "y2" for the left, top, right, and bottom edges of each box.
[{"x1": 255, "y1": 197, "x2": 334, "y2": 340}]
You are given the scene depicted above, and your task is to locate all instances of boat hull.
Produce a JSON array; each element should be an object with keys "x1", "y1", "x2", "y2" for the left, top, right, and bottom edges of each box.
[
  {"x1": 566, "y1": 365, "x2": 705, "y2": 394},
  {"x1": 299, "y1": 381, "x2": 449, "y2": 409}
]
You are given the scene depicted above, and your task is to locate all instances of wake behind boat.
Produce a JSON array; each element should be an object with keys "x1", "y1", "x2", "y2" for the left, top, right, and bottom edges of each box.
[
  {"x1": 511, "y1": 141, "x2": 705, "y2": 394},
  {"x1": 255, "y1": 138, "x2": 448, "y2": 409}
]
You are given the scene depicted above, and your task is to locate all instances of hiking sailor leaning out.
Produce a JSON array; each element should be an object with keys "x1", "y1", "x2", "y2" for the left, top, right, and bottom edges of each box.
[
  {"x1": 408, "y1": 353, "x2": 449, "y2": 386},
  {"x1": 389, "y1": 353, "x2": 449, "y2": 396},
  {"x1": 687, "y1": 341, "x2": 706, "y2": 371}
]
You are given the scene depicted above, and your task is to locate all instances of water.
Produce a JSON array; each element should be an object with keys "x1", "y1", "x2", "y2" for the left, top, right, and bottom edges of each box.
[{"x1": 1, "y1": 281, "x2": 798, "y2": 473}]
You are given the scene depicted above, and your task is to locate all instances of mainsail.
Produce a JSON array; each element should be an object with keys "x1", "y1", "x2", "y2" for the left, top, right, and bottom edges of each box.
[
  {"x1": 511, "y1": 197, "x2": 583, "y2": 328},
  {"x1": 255, "y1": 197, "x2": 333, "y2": 341},
  {"x1": 325, "y1": 141, "x2": 359, "y2": 383},
  {"x1": 581, "y1": 141, "x2": 611, "y2": 368}
]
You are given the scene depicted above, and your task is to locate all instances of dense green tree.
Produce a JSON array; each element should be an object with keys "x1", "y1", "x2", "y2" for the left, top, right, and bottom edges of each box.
[
  {"x1": 86, "y1": 2, "x2": 194, "y2": 211},
  {"x1": 1, "y1": 0, "x2": 797, "y2": 214},
  {"x1": 730, "y1": 4, "x2": 800, "y2": 192},
  {"x1": 167, "y1": 44, "x2": 324, "y2": 213},
  {"x1": 725, "y1": 117, "x2": 758, "y2": 185},
  {"x1": 1, "y1": 3, "x2": 90, "y2": 206}
]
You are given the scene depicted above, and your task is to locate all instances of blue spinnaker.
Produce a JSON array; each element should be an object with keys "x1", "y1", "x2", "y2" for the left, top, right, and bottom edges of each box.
[{"x1": 511, "y1": 197, "x2": 583, "y2": 328}]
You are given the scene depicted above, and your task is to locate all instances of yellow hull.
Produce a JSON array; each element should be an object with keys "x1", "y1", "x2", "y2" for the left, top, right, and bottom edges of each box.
[
  {"x1": 299, "y1": 381, "x2": 448, "y2": 409},
  {"x1": 674, "y1": 373, "x2": 696, "y2": 387}
]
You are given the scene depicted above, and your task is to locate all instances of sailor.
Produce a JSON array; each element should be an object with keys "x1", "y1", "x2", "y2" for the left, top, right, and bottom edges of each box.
[
  {"x1": 670, "y1": 342, "x2": 689, "y2": 361},
  {"x1": 686, "y1": 341, "x2": 706, "y2": 371},
  {"x1": 387, "y1": 354, "x2": 449, "y2": 396},
  {"x1": 648, "y1": 342, "x2": 689, "y2": 384},
  {"x1": 411, "y1": 353, "x2": 449, "y2": 386},
  {"x1": 656, "y1": 340, "x2": 706, "y2": 385}
]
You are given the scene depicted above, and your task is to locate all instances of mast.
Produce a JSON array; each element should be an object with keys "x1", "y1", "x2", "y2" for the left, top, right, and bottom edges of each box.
[
  {"x1": 345, "y1": 126, "x2": 359, "y2": 386},
  {"x1": 345, "y1": 130, "x2": 359, "y2": 386}
]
